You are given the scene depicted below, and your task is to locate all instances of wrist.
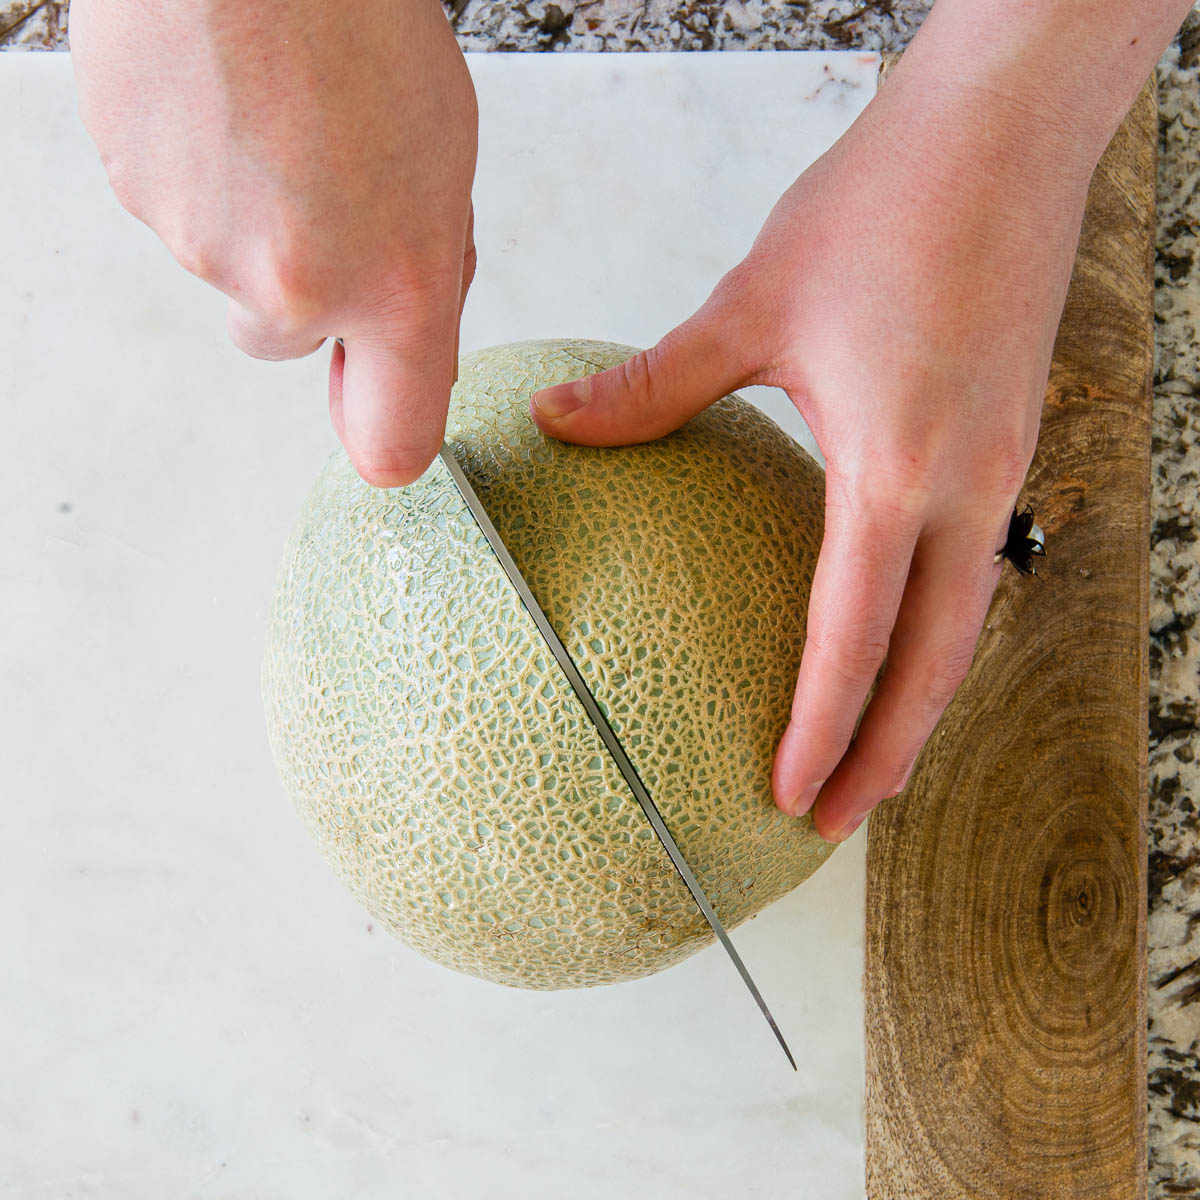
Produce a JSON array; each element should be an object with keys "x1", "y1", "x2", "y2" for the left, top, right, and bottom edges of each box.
[
  {"x1": 874, "y1": 0, "x2": 1190, "y2": 186},
  {"x1": 853, "y1": 67, "x2": 1096, "y2": 227}
]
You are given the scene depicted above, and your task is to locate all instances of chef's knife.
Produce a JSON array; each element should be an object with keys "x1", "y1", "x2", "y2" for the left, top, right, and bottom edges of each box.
[{"x1": 438, "y1": 440, "x2": 797, "y2": 1071}]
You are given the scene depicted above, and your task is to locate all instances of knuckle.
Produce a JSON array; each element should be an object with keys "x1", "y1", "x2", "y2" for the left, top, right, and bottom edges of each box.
[
  {"x1": 227, "y1": 322, "x2": 278, "y2": 362},
  {"x1": 171, "y1": 237, "x2": 215, "y2": 282},
  {"x1": 226, "y1": 305, "x2": 321, "y2": 362},
  {"x1": 105, "y1": 173, "x2": 134, "y2": 216},
  {"x1": 153, "y1": 213, "x2": 221, "y2": 284},
  {"x1": 618, "y1": 345, "x2": 660, "y2": 404},
  {"x1": 258, "y1": 246, "x2": 325, "y2": 332},
  {"x1": 362, "y1": 275, "x2": 463, "y2": 342},
  {"x1": 703, "y1": 263, "x2": 772, "y2": 374},
  {"x1": 103, "y1": 160, "x2": 141, "y2": 217},
  {"x1": 142, "y1": 206, "x2": 220, "y2": 283},
  {"x1": 805, "y1": 624, "x2": 890, "y2": 689},
  {"x1": 848, "y1": 459, "x2": 937, "y2": 530},
  {"x1": 226, "y1": 316, "x2": 261, "y2": 358},
  {"x1": 706, "y1": 259, "x2": 753, "y2": 311},
  {"x1": 918, "y1": 643, "x2": 976, "y2": 707},
  {"x1": 984, "y1": 440, "x2": 1035, "y2": 501}
]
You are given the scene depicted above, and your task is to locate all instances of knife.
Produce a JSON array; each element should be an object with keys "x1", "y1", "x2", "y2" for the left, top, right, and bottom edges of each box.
[{"x1": 438, "y1": 440, "x2": 797, "y2": 1071}]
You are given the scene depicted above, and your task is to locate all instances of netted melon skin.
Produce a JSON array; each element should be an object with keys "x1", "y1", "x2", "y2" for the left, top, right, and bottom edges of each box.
[{"x1": 263, "y1": 338, "x2": 834, "y2": 990}]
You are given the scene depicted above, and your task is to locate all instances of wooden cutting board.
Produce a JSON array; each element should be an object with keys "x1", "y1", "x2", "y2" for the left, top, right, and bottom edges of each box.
[{"x1": 864, "y1": 64, "x2": 1156, "y2": 1199}]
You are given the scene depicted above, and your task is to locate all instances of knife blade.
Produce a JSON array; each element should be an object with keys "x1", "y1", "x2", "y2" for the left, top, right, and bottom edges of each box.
[{"x1": 438, "y1": 441, "x2": 797, "y2": 1071}]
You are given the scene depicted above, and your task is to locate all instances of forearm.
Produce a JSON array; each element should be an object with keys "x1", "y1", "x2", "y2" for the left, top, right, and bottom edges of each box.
[{"x1": 866, "y1": 0, "x2": 1191, "y2": 192}]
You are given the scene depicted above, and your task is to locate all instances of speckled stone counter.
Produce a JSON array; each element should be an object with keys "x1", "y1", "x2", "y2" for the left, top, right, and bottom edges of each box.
[{"x1": 4, "y1": 1, "x2": 1197, "y2": 1193}]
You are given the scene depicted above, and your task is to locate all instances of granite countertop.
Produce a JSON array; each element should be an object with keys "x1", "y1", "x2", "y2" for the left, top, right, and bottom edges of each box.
[{"x1": 4, "y1": 0, "x2": 1197, "y2": 1194}]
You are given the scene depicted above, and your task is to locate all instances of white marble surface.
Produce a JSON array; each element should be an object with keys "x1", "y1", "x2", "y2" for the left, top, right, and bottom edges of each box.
[{"x1": 0, "y1": 52, "x2": 878, "y2": 1198}]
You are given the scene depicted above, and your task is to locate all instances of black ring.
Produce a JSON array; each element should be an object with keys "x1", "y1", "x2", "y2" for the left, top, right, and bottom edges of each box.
[{"x1": 994, "y1": 504, "x2": 1046, "y2": 576}]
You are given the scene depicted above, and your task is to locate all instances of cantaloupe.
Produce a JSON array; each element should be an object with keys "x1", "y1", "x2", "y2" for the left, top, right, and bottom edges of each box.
[{"x1": 262, "y1": 338, "x2": 833, "y2": 990}]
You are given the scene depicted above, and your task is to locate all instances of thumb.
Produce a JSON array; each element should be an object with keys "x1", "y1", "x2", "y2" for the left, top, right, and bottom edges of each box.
[
  {"x1": 529, "y1": 306, "x2": 751, "y2": 447},
  {"x1": 328, "y1": 333, "x2": 454, "y2": 488}
]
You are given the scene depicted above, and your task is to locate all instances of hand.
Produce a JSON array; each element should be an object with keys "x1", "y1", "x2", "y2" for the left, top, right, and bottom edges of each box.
[
  {"x1": 527, "y1": 60, "x2": 1100, "y2": 842},
  {"x1": 69, "y1": 0, "x2": 478, "y2": 487}
]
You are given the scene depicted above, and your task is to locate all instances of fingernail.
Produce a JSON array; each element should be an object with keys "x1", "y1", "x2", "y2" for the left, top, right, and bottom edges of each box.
[
  {"x1": 532, "y1": 374, "x2": 591, "y2": 419},
  {"x1": 829, "y1": 813, "x2": 867, "y2": 843},
  {"x1": 787, "y1": 779, "x2": 826, "y2": 817},
  {"x1": 886, "y1": 759, "x2": 918, "y2": 799}
]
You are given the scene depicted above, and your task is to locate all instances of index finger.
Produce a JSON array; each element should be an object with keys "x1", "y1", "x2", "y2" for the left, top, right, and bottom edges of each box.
[{"x1": 772, "y1": 476, "x2": 923, "y2": 820}]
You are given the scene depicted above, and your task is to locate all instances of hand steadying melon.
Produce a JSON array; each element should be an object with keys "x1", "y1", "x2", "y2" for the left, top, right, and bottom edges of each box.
[{"x1": 263, "y1": 338, "x2": 833, "y2": 990}]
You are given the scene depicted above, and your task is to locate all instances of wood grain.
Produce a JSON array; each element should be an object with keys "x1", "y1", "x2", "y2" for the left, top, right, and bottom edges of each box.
[{"x1": 864, "y1": 66, "x2": 1156, "y2": 1200}]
